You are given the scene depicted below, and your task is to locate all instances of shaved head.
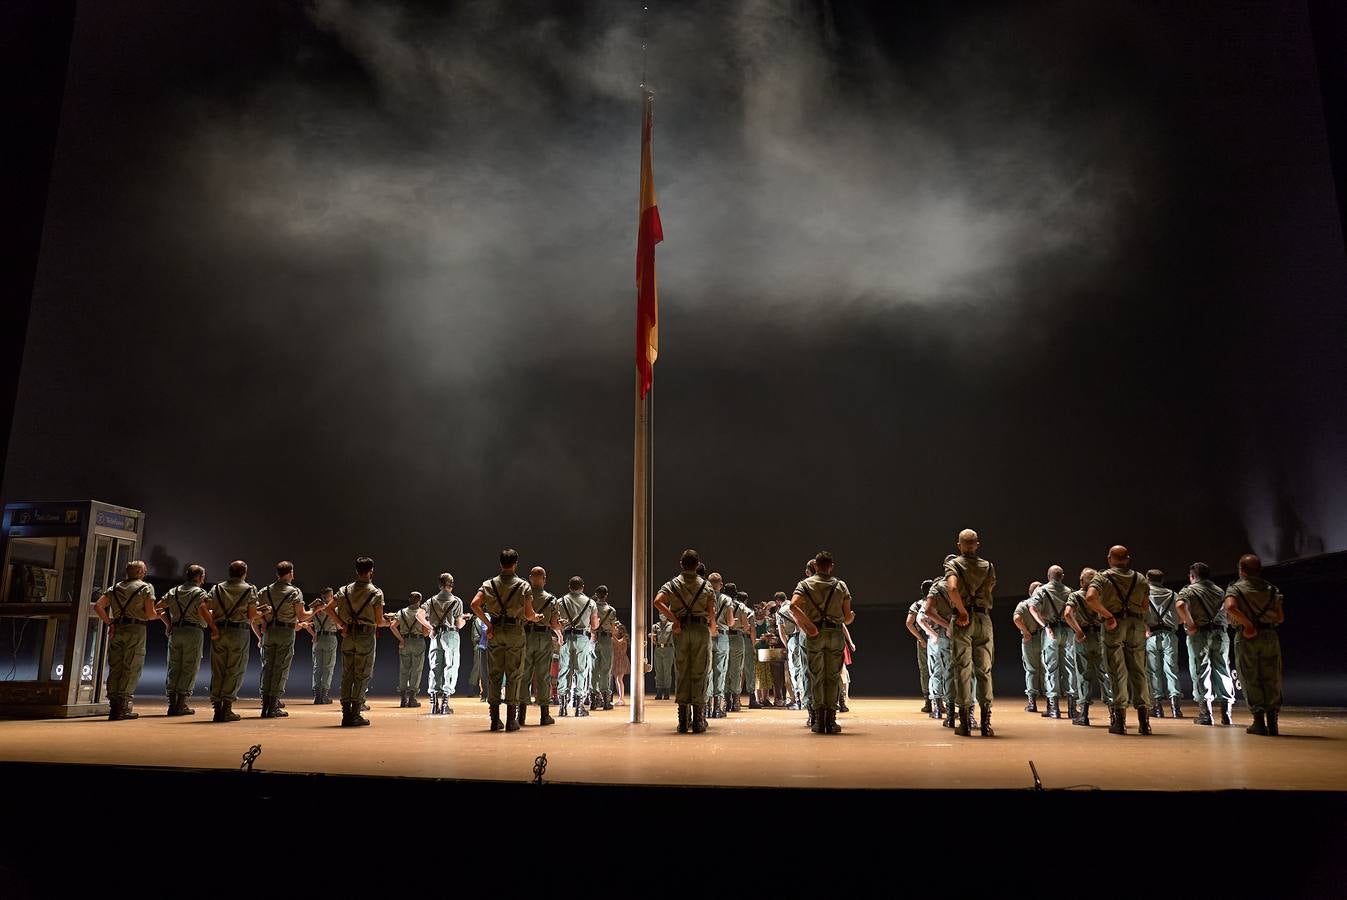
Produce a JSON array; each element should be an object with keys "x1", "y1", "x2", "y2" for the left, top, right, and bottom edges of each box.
[
  {"x1": 1238, "y1": 553, "x2": 1262, "y2": 575},
  {"x1": 1108, "y1": 545, "x2": 1130, "y2": 566},
  {"x1": 1047, "y1": 565, "x2": 1064, "y2": 582},
  {"x1": 530, "y1": 566, "x2": 546, "y2": 578},
  {"x1": 957, "y1": 529, "x2": 981, "y2": 555},
  {"x1": 1028, "y1": 580, "x2": 1043, "y2": 594},
  {"x1": 1079, "y1": 567, "x2": 1097, "y2": 588}
]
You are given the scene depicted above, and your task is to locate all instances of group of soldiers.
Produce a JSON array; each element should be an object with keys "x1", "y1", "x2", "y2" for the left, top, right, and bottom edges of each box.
[{"x1": 906, "y1": 531, "x2": 1288, "y2": 737}]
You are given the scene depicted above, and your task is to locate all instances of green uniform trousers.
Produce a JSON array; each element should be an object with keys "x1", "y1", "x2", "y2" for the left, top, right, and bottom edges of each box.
[
  {"x1": 805, "y1": 626, "x2": 845, "y2": 711},
  {"x1": 209, "y1": 625, "x2": 251, "y2": 703},
  {"x1": 653, "y1": 644, "x2": 674, "y2": 691},
  {"x1": 260, "y1": 626, "x2": 297, "y2": 697},
  {"x1": 705, "y1": 633, "x2": 729, "y2": 702},
  {"x1": 428, "y1": 628, "x2": 460, "y2": 695},
  {"x1": 915, "y1": 638, "x2": 931, "y2": 698},
  {"x1": 591, "y1": 633, "x2": 614, "y2": 696},
  {"x1": 487, "y1": 624, "x2": 527, "y2": 705},
  {"x1": 524, "y1": 629, "x2": 555, "y2": 705},
  {"x1": 1146, "y1": 629, "x2": 1183, "y2": 700},
  {"x1": 1235, "y1": 628, "x2": 1282, "y2": 713},
  {"x1": 726, "y1": 632, "x2": 746, "y2": 697},
  {"x1": 107, "y1": 622, "x2": 148, "y2": 701},
  {"x1": 674, "y1": 624, "x2": 711, "y2": 705},
  {"x1": 165, "y1": 626, "x2": 203, "y2": 696},
  {"x1": 788, "y1": 633, "x2": 810, "y2": 706},
  {"x1": 398, "y1": 634, "x2": 426, "y2": 694},
  {"x1": 952, "y1": 612, "x2": 995, "y2": 708},
  {"x1": 340, "y1": 629, "x2": 377, "y2": 704},
  {"x1": 1020, "y1": 631, "x2": 1043, "y2": 698},
  {"x1": 312, "y1": 633, "x2": 338, "y2": 694},
  {"x1": 1103, "y1": 616, "x2": 1150, "y2": 709},
  {"x1": 1187, "y1": 627, "x2": 1233, "y2": 703},
  {"x1": 926, "y1": 632, "x2": 950, "y2": 701},
  {"x1": 744, "y1": 634, "x2": 757, "y2": 693},
  {"x1": 1074, "y1": 629, "x2": 1111, "y2": 704},
  {"x1": 1043, "y1": 627, "x2": 1071, "y2": 700},
  {"x1": 557, "y1": 633, "x2": 592, "y2": 701}
]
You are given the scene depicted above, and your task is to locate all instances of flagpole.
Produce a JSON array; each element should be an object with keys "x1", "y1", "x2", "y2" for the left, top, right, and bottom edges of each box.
[{"x1": 631, "y1": 373, "x2": 651, "y2": 724}]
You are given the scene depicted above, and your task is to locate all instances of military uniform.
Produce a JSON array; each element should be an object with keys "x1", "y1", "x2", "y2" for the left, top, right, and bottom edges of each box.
[
  {"x1": 203, "y1": 578, "x2": 258, "y2": 721},
  {"x1": 395, "y1": 604, "x2": 428, "y2": 707},
  {"x1": 161, "y1": 580, "x2": 207, "y2": 715},
  {"x1": 522, "y1": 585, "x2": 558, "y2": 725},
  {"x1": 556, "y1": 591, "x2": 594, "y2": 716},
  {"x1": 1030, "y1": 580, "x2": 1075, "y2": 718},
  {"x1": 908, "y1": 600, "x2": 931, "y2": 702},
  {"x1": 480, "y1": 573, "x2": 530, "y2": 731},
  {"x1": 661, "y1": 572, "x2": 714, "y2": 733},
  {"x1": 1065, "y1": 587, "x2": 1111, "y2": 726},
  {"x1": 426, "y1": 588, "x2": 463, "y2": 711},
  {"x1": 1090, "y1": 567, "x2": 1152, "y2": 734},
  {"x1": 1177, "y1": 577, "x2": 1233, "y2": 725},
  {"x1": 946, "y1": 554, "x2": 996, "y2": 736},
  {"x1": 591, "y1": 602, "x2": 618, "y2": 710},
  {"x1": 257, "y1": 581, "x2": 304, "y2": 718},
  {"x1": 778, "y1": 607, "x2": 807, "y2": 709},
  {"x1": 1145, "y1": 582, "x2": 1184, "y2": 717},
  {"x1": 1013, "y1": 599, "x2": 1043, "y2": 712},
  {"x1": 652, "y1": 618, "x2": 675, "y2": 699},
  {"x1": 740, "y1": 602, "x2": 759, "y2": 707},
  {"x1": 469, "y1": 616, "x2": 489, "y2": 700},
  {"x1": 104, "y1": 577, "x2": 156, "y2": 720},
  {"x1": 794, "y1": 572, "x2": 851, "y2": 735},
  {"x1": 334, "y1": 577, "x2": 384, "y2": 726},
  {"x1": 1226, "y1": 575, "x2": 1285, "y2": 735},
  {"x1": 310, "y1": 608, "x2": 340, "y2": 704},
  {"x1": 724, "y1": 603, "x2": 747, "y2": 713},
  {"x1": 706, "y1": 592, "x2": 735, "y2": 718},
  {"x1": 925, "y1": 578, "x2": 956, "y2": 725}
]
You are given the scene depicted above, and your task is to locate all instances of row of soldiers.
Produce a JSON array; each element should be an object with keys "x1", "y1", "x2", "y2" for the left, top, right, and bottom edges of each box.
[{"x1": 905, "y1": 532, "x2": 1288, "y2": 737}]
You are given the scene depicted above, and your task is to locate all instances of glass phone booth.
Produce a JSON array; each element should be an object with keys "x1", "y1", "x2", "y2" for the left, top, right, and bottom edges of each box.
[{"x1": 0, "y1": 501, "x2": 144, "y2": 718}]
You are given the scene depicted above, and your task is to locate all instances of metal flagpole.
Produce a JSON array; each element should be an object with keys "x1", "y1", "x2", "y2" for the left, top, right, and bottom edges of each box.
[{"x1": 631, "y1": 376, "x2": 651, "y2": 724}]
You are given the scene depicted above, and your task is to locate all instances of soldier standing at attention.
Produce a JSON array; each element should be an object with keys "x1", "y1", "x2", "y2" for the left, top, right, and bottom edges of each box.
[
  {"x1": 299, "y1": 588, "x2": 339, "y2": 704},
  {"x1": 1144, "y1": 569, "x2": 1185, "y2": 719},
  {"x1": 1082, "y1": 545, "x2": 1153, "y2": 736},
  {"x1": 724, "y1": 591, "x2": 747, "y2": 713},
  {"x1": 257, "y1": 561, "x2": 321, "y2": 719},
  {"x1": 740, "y1": 592, "x2": 761, "y2": 709},
  {"x1": 521, "y1": 566, "x2": 560, "y2": 726},
  {"x1": 1224, "y1": 554, "x2": 1286, "y2": 736},
  {"x1": 468, "y1": 613, "x2": 489, "y2": 701},
  {"x1": 590, "y1": 586, "x2": 618, "y2": 711},
  {"x1": 1063, "y1": 568, "x2": 1108, "y2": 726},
  {"x1": 944, "y1": 530, "x2": 997, "y2": 737},
  {"x1": 556, "y1": 576, "x2": 598, "y2": 717},
  {"x1": 906, "y1": 587, "x2": 931, "y2": 713},
  {"x1": 1013, "y1": 582, "x2": 1044, "y2": 714},
  {"x1": 156, "y1": 564, "x2": 208, "y2": 716},
  {"x1": 774, "y1": 592, "x2": 802, "y2": 709},
  {"x1": 391, "y1": 592, "x2": 432, "y2": 708},
  {"x1": 328, "y1": 556, "x2": 386, "y2": 727},
  {"x1": 923, "y1": 559, "x2": 959, "y2": 727},
  {"x1": 470, "y1": 548, "x2": 537, "y2": 733},
  {"x1": 706, "y1": 575, "x2": 736, "y2": 719},
  {"x1": 790, "y1": 551, "x2": 854, "y2": 735},
  {"x1": 198, "y1": 560, "x2": 261, "y2": 723},
  {"x1": 650, "y1": 611, "x2": 675, "y2": 700},
  {"x1": 94, "y1": 560, "x2": 158, "y2": 721},
  {"x1": 426, "y1": 573, "x2": 465, "y2": 715},
  {"x1": 653, "y1": 549, "x2": 717, "y2": 734},
  {"x1": 1029, "y1": 567, "x2": 1075, "y2": 721},
  {"x1": 1175, "y1": 562, "x2": 1234, "y2": 727}
]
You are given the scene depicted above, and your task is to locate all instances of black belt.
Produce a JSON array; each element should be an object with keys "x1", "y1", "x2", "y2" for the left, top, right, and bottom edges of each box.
[
  {"x1": 816, "y1": 621, "x2": 841, "y2": 630},
  {"x1": 497, "y1": 616, "x2": 521, "y2": 626},
  {"x1": 216, "y1": 620, "x2": 250, "y2": 629},
  {"x1": 267, "y1": 622, "x2": 295, "y2": 630},
  {"x1": 563, "y1": 628, "x2": 589, "y2": 637},
  {"x1": 347, "y1": 623, "x2": 376, "y2": 634},
  {"x1": 1082, "y1": 624, "x2": 1102, "y2": 634},
  {"x1": 678, "y1": 616, "x2": 708, "y2": 625},
  {"x1": 727, "y1": 629, "x2": 743, "y2": 636},
  {"x1": 970, "y1": 606, "x2": 990, "y2": 614},
  {"x1": 434, "y1": 625, "x2": 453, "y2": 634},
  {"x1": 403, "y1": 632, "x2": 426, "y2": 639},
  {"x1": 1197, "y1": 622, "x2": 1225, "y2": 632},
  {"x1": 1115, "y1": 609, "x2": 1145, "y2": 619},
  {"x1": 524, "y1": 623, "x2": 550, "y2": 633},
  {"x1": 1150, "y1": 625, "x2": 1175, "y2": 633},
  {"x1": 110, "y1": 617, "x2": 144, "y2": 626},
  {"x1": 1046, "y1": 620, "x2": 1065, "y2": 629}
]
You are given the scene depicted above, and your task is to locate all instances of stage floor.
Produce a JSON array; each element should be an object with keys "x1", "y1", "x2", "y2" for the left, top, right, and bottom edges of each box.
[{"x1": 1, "y1": 696, "x2": 1343, "y2": 791}]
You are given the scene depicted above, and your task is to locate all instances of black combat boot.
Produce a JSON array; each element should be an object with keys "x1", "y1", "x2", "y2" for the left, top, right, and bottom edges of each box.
[
  {"x1": 920, "y1": 698, "x2": 933, "y2": 714},
  {"x1": 557, "y1": 693, "x2": 568, "y2": 717},
  {"x1": 339, "y1": 701, "x2": 353, "y2": 726},
  {"x1": 407, "y1": 691, "x2": 421, "y2": 708},
  {"x1": 979, "y1": 705, "x2": 994, "y2": 737},
  {"x1": 429, "y1": 692, "x2": 441, "y2": 715},
  {"x1": 677, "y1": 704, "x2": 689, "y2": 733},
  {"x1": 107, "y1": 698, "x2": 125, "y2": 721},
  {"x1": 517, "y1": 704, "x2": 528, "y2": 726},
  {"x1": 1137, "y1": 705, "x2": 1152, "y2": 735},
  {"x1": 539, "y1": 704, "x2": 555, "y2": 726},
  {"x1": 589, "y1": 693, "x2": 599, "y2": 711},
  {"x1": 603, "y1": 692, "x2": 614, "y2": 711},
  {"x1": 748, "y1": 694, "x2": 761, "y2": 709},
  {"x1": 692, "y1": 705, "x2": 708, "y2": 733},
  {"x1": 1219, "y1": 701, "x2": 1232, "y2": 726},
  {"x1": 954, "y1": 706, "x2": 971, "y2": 736},
  {"x1": 810, "y1": 709, "x2": 824, "y2": 734},
  {"x1": 314, "y1": 691, "x2": 324, "y2": 705},
  {"x1": 1026, "y1": 696, "x2": 1038, "y2": 713},
  {"x1": 399, "y1": 692, "x2": 409, "y2": 708},
  {"x1": 442, "y1": 696, "x2": 453, "y2": 715},
  {"x1": 343, "y1": 700, "x2": 369, "y2": 727},
  {"x1": 943, "y1": 700, "x2": 956, "y2": 728},
  {"x1": 271, "y1": 695, "x2": 290, "y2": 718},
  {"x1": 1267, "y1": 709, "x2": 1279, "y2": 736},
  {"x1": 277, "y1": 698, "x2": 286, "y2": 709},
  {"x1": 260, "y1": 696, "x2": 275, "y2": 718},
  {"x1": 1246, "y1": 710, "x2": 1268, "y2": 735},
  {"x1": 1151, "y1": 701, "x2": 1164, "y2": 719},
  {"x1": 1108, "y1": 706, "x2": 1126, "y2": 735},
  {"x1": 505, "y1": 704, "x2": 521, "y2": 732},
  {"x1": 806, "y1": 707, "x2": 816, "y2": 730},
  {"x1": 932, "y1": 698, "x2": 944, "y2": 720},
  {"x1": 1067, "y1": 696, "x2": 1078, "y2": 721},
  {"x1": 1046, "y1": 698, "x2": 1061, "y2": 719},
  {"x1": 711, "y1": 696, "x2": 722, "y2": 719},
  {"x1": 1074, "y1": 702, "x2": 1091, "y2": 726},
  {"x1": 838, "y1": 695, "x2": 850, "y2": 713},
  {"x1": 826, "y1": 708, "x2": 843, "y2": 735},
  {"x1": 361, "y1": 700, "x2": 369, "y2": 711},
  {"x1": 1195, "y1": 701, "x2": 1213, "y2": 725},
  {"x1": 489, "y1": 704, "x2": 505, "y2": 732},
  {"x1": 180, "y1": 693, "x2": 197, "y2": 716},
  {"x1": 726, "y1": 691, "x2": 737, "y2": 713},
  {"x1": 576, "y1": 695, "x2": 590, "y2": 717},
  {"x1": 212, "y1": 700, "x2": 229, "y2": 723},
  {"x1": 1170, "y1": 698, "x2": 1184, "y2": 718},
  {"x1": 164, "y1": 694, "x2": 180, "y2": 716}
]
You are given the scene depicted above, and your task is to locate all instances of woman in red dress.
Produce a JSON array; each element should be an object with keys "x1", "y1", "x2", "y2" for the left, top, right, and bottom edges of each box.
[{"x1": 611, "y1": 623, "x2": 631, "y2": 705}]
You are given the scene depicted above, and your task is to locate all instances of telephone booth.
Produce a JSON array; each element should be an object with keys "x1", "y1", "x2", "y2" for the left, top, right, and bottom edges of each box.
[{"x1": 0, "y1": 501, "x2": 144, "y2": 717}]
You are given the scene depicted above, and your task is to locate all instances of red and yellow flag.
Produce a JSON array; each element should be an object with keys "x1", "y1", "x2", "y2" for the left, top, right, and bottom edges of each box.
[{"x1": 635, "y1": 89, "x2": 663, "y2": 398}]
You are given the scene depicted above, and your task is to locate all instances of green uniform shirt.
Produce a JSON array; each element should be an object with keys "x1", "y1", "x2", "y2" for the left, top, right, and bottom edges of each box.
[
  {"x1": 926, "y1": 578, "x2": 955, "y2": 620},
  {"x1": 1088, "y1": 567, "x2": 1149, "y2": 617},
  {"x1": 529, "y1": 588, "x2": 558, "y2": 625},
  {"x1": 1029, "y1": 580, "x2": 1072, "y2": 626},
  {"x1": 260, "y1": 581, "x2": 304, "y2": 625},
  {"x1": 205, "y1": 578, "x2": 258, "y2": 624},
  {"x1": 594, "y1": 602, "x2": 618, "y2": 636},
  {"x1": 943, "y1": 554, "x2": 996, "y2": 611},
  {"x1": 426, "y1": 590, "x2": 463, "y2": 630},
  {"x1": 659, "y1": 573, "x2": 714, "y2": 620},
  {"x1": 396, "y1": 605, "x2": 427, "y2": 637},
  {"x1": 480, "y1": 574, "x2": 530, "y2": 620},
  {"x1": 1013, "y1": 599, "x2": 1041, "y2": 635},
  {"x1": 1225, "y1": 576, "x2": 1284, "y2": 627},
  {"x1": 1065, "y1": 588, "x2": 1101, "y2": 627},
  {"x1": 713, "y1": 593, "x2": 737, "y2": 630},
  {"x1": 558, "y1": 591, "x2": 595, "y2": 632},
  {"x1": 1176, "y1": 579, "x2": 1227, "y2": 628},
  {"x1": 335, "y1": 579, "x2": 384, "y2": 627},
  {"x1": 312, "y1": 608, "x2": 340, "y2": 634},
  {"x1": 652, "y1": 619, "x2": 674, "y2": 646},
  {"x1": 106, "y1": 578, "x2": 156, "y2": 621},
  {"x1": 1146, "y1": 584, "x2": 1179, "y2": 630},
  {"x1": 777, "y1": 609, "x2": 798, "y2": 637},
  {"x1": 792, "y1": 574, "x2": 852, "y2": 626},
  {"x1": 162, "y1": 583, "x2": 206, "y2": 627}
]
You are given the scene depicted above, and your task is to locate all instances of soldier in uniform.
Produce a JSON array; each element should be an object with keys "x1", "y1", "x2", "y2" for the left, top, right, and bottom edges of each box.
[
  {"x1": 789, "y1": 551, "x2": 854, "y2": 735},
  {"x1": 1175, "y1": 562, "x2": 1234, "y2": 726},
  {"x1": 776, "y1": 592, "x2": 803, "y2": 710},
  {"x1": 1082, "y1": 545, "x2": 1153, "y2": 735},
  {"x1": 521, "y1": 565, "x2": 560, "y2": 726},
  {"x1": 650, "y1": 611, "x2": 675, "y2": 699},
  {"x1": 724, "y1": 591, "x2": 747, "y2": 713},
  {"x1": 653, "y1": 549, "x2": 718, "y2": 733},
  {"x1": 426, "y1": 573, "x2": 465, "y2": 715},
  {"x1": 1013, "y1": 582, "x2": 1044, "y2": 714},
  {"x1": 905, "y1": 588, "x2": 931, "y2": 713},
  {"x1": 739, "y1": 592, "x2": 761, "y2": 709},
  {"x1": 468, "y1": 613, "x2": 489, "y2": 701},
  {"x1": 328, "y1": 556, "x2": 386, "y2": 727},
  {"x1": 944, "y1": 530, "x2": 997, "y2": 737},
  {"x1": 705, "y1": 574, "x2": 736, "y2": 719},
  {"x1": 391, "y1": 591, "x2": 432, "y2": 708},
  {"x1": 256, "y1": 560, "x2": 321, "y2": 719},
  {"x1": 556, "y1": 576, "x2": 598, "y2": 717},
  {"x1": 1144, "y1": 569, "x2": 1185, "y2": 719},
  {"x1": 470, "y1": 548, "x2": 538, "y2": 732},
  {"x1": 590, "y1": 586, "x2": 618, "y2": 711},
  {"x1": 922, "y1": 559, "x2": 959, "y2": 727},
  {"x1": 1224, "y1": 554, "x2": 1286, "y2": 736},
  {"x1": 197, "y1": 560, "x2": 261, "y2": 722},
  {"x1": 299, "y1": 587, "x2": 339, "y2": 704},
  {"x1": 1029, "y1": 567, "x2": 1075, "y2": 720},
  {"x1": 1063, "y1": 567, "x2": 1109, "y2": 726},
  {"x1": 156, "y1": 564, "x2": 208, "y2": 716},
  {"x1": 93, "y1": 560, "x2": 158, "y2": 721}
]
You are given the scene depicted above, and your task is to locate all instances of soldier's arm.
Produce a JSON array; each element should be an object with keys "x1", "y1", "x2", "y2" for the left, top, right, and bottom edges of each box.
[
  {"x1": 905, "y1": 612, "x2": 923, "y2": 641},
  {"x1": 470, "y1": 593, "x2": 490, "y2": 636},
  {"x1": 523, "y1": 595, "x2": 537, "y2": 622},
  {"x1": 789, "y1": 595, "x2": 816, "y2": 637},
  {"x1": 390, "y1": 619, "x2": 403, "y2": 644},
  {"x1": 198, "y1": 602, "x2": 217, "y2": 633},
  {"x1": 1084, "y1": 586, "x2": 1116, "y2": 629},
  {"x1": 1063, "y1": 605, "x2": 1085, "y2": 640},
  {"x1": 454, "y1": 602, "x2": 466, "y2": 629},
  {"x1": 1224, "y1": 596, "x2": 1255, "y2": 635},
  {"x1": 143, "y1": 594, "x2": 160, "y2": 623},
  {"x1": 775, "y1": 620, "x2": 789, "y2": 646},
  {"x1": 842, "y1": 596, "x2": 855, "y2": 627},
  {"x1": 842, "y1": 621, "x2": 855, "y2": 650},
  {"x1": 945, "y1": 575, "x2": 970, "y2": 624},
  {"x1": 93, "y1": 593, "x2": 112, "y2": 626},
  {"x1": 417, "y1": 609, "x2": 432, "y2": 632},
  {"x1": 1174, "y1": 597, "x2": 1196, "y2": 633},
  {"x1": 299, "y1": 621, "x2": 315, "y2": 638},
  {"x1": 372, "y1": 600, "x2": 386, "y2": 627},
  {"x1": 589, "y1": 611, "x2": 601, "y2": 632},
  {"x1": 1013, "y1": 611, "x2": 1031, "y2": 638}
]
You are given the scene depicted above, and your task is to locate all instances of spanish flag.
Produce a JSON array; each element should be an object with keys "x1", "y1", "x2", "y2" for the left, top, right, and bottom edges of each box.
[{"x1": 635, "y1": 89, "x2": 663, "y2": 398}]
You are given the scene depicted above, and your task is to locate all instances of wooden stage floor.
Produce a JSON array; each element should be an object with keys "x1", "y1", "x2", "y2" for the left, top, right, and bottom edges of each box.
[{"x1": 1, "y1": 696, "x2": 1343, "y2": 791}]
